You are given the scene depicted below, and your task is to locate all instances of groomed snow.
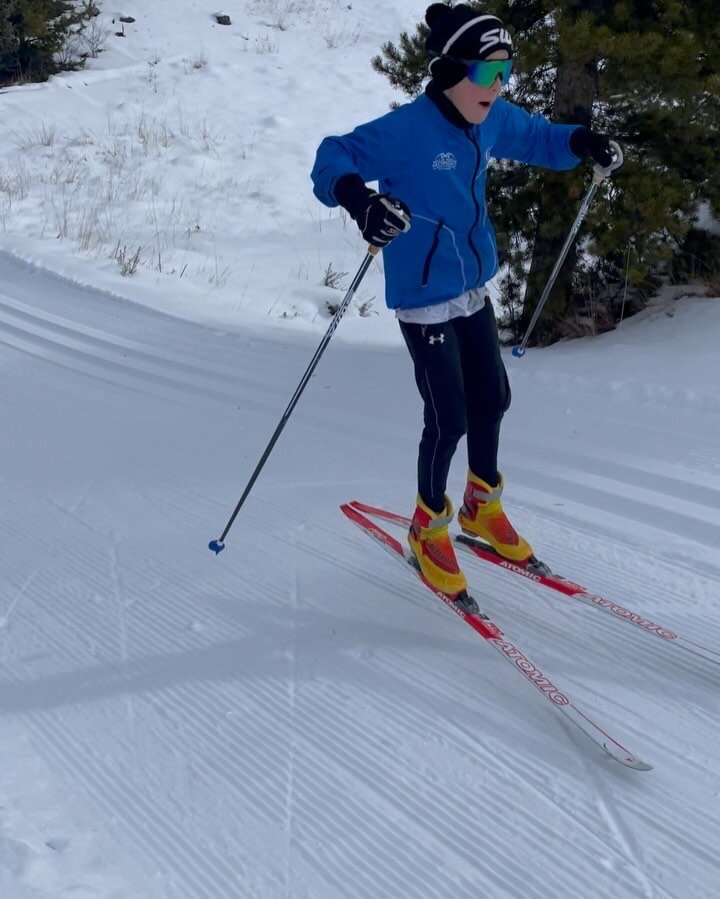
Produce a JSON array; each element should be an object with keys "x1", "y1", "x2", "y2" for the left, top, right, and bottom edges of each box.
[{"x1": 1, "y1": 3, "x2": 720, "y2": 898}]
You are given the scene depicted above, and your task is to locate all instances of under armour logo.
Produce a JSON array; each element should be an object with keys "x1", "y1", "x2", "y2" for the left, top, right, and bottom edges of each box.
[{"x1": 428, "y1": 334, "x2": 445, "y2": 345}]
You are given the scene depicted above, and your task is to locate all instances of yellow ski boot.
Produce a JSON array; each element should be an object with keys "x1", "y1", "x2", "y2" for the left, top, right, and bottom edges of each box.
[
  {"x1": 457, "y1": 470, "x2": 533, "y2": 562},
  {"x1": 409, "y1": 495, "x2": 477, "y2": 612}
]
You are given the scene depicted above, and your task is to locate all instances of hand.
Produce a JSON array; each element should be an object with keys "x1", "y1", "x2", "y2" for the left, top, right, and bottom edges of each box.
[
  {"x1": 569, "y1": 127, "x2": 616, "y2": 169},
  {"x1": 356, "y1": 192, "x2": 411, "y2": 248},
  {"x1": 333, "y1": 173, "x2": 411, "y2": 248}
]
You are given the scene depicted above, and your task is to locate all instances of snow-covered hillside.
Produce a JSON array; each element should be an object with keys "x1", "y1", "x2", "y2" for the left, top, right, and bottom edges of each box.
[
  {"x1": 1, "y1": 3, "x2": 720, "y2": 898},
  {"x1": 1, "y1": 0, "x2": 424, "y2": 343}
]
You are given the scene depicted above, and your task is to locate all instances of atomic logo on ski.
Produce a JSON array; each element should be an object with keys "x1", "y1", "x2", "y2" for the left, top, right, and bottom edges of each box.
[{"x1": 342, "y1": 500, "x2": 653, "y2": 771}]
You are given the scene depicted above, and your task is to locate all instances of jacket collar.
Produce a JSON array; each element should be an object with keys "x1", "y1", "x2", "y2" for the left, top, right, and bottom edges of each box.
[{"x1": 425, "y1": 80, "x2": 472, "y2": 130}]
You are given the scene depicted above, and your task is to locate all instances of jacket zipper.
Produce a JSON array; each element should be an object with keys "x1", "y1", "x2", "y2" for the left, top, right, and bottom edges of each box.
[
  {"x1": 466, "y1": 130, "x2": 483, "y2": 286},
  {"x1": 421, "y1": 220, "x2": 444, "y2": 287}
]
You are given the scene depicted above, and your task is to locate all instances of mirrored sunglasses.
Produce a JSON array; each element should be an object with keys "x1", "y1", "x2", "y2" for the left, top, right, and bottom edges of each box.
[{"x1": 463, "y1": 58, "x2": 513, "y2": 88}]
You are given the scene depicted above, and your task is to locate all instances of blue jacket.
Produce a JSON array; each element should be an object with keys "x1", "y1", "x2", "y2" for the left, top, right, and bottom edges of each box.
[{"x1": 311, "y1": 90, "x2": 582, "y2": 310}]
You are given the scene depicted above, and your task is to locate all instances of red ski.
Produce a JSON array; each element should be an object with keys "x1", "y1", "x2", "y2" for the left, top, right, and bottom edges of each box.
[
  {"x1": 348, "y1": 500, "x2": 720, "y2": 670},
  {"x1": 341, "y1": 502, "x2": 651, "y2": 771}
]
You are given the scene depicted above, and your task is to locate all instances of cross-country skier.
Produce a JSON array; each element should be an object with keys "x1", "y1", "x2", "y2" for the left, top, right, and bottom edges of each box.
[{"x1": 311, "y1": 3, "x2": 616, "y2": 602}]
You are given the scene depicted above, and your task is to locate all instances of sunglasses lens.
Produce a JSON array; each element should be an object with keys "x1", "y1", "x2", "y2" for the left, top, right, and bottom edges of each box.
[{"x1": 466, "y1": 59, "x2": 512, "y2": 87}]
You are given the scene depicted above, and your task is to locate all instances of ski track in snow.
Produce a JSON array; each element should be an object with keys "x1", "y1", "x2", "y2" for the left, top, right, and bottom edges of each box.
[
  {"x1": 1, "y1": 256, "x2": 720, "y2": 898},
  {"x1": 285, "y1": 528, "x2": 300, "y2": 899}
]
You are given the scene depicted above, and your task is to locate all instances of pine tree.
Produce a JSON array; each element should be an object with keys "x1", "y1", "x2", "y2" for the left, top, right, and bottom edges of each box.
[
  {"x1": 1, "y1": 0, "x2": 97, "y2": 85},
  {"x1": 373, "y1": 1, "x2": 720, "y2": 344},
  {"x1": 0, "y1": 1, "x2": 19, "y2": 81}
]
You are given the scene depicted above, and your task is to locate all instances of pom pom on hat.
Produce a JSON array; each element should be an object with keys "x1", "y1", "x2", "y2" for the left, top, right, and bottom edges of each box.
[{"x1": 425, "y1": 2, "x2": 452, "y2": 28}]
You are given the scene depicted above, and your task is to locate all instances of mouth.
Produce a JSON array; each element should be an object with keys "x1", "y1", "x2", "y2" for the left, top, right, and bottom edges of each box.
[{"x1": 478, "y1": 101, "x2": 491, "y2": 109}]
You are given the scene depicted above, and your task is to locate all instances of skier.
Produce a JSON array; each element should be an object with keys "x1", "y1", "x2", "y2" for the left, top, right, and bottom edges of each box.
[{"x1": 311, "y1": 3, "x2": 616, "y2": 603}]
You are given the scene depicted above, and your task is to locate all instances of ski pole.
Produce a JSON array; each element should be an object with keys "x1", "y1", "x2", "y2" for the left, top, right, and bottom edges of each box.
[
  {"x1": 209, "y1": 245, "x2": 380, "y2": 554},
  {"x1": 512, "y1": 140, "x2": 624, "y2": 358}
]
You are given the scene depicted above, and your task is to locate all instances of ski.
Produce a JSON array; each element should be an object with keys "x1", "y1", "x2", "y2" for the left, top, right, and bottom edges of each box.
[
  {"x1": 348, "y1": 500, "x2": 720, "y2": 670},
  {"x1": 341, "y1": 502, "x2": 652, "y2": 771}
]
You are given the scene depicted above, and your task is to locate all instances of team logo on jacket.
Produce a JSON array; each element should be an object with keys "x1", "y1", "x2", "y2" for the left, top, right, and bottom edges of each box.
[{"x1": 432, "y1": 152, "x2": 457, "y2": 171}]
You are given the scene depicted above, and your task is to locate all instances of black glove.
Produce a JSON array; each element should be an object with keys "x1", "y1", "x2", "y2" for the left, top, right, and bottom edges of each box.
[
  {"x1": 569, "y1": 127, "x2": 615, "y2": 168},
  {"x1": 333, "y1": 173, "x2": 411, "y2": 248}
]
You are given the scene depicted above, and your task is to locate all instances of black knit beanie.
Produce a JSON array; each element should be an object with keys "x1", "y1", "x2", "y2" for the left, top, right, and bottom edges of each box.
[{"x1": 425, "y1": 3, "x2": 513, "y2": 89}]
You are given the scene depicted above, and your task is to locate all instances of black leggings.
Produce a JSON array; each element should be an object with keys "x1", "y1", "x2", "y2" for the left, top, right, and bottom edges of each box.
[{"x1": 399, "y1": 300, "x2": 511, "y2": 514}]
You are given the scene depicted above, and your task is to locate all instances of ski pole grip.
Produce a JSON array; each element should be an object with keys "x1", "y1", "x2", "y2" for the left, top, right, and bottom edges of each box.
[
  {"x1": 367, "y1": 207, "x2": 411, "y2": 255},
  {"x1": 592, "y1": 141, "x2": 624, "y2": 184}
]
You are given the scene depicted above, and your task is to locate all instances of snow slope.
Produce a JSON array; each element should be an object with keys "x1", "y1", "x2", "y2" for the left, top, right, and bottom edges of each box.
[
  {"x1": 2, "y1": 254, "x2": 720, "y2": 898},
  {"x1": 2, "y1": 2, "x2": 720, "y2": 897}
]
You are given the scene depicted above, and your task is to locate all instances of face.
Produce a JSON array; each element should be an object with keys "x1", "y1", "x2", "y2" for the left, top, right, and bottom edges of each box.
[{"x1": 444, "y1": 49, "x2": 509, "y2": 125}]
